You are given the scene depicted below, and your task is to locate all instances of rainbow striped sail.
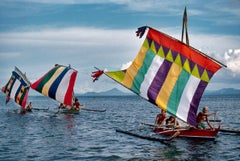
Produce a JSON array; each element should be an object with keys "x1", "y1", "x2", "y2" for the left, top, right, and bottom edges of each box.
[
  {"x1": 31, "y1": 64, "x2": 77, "y2": 106},
  {"x1": 1, "y1": 67, "x2": 31, "y2": 108},
  {"x1": 98, "y1": 27, "x2": 224, "y2": 126}
]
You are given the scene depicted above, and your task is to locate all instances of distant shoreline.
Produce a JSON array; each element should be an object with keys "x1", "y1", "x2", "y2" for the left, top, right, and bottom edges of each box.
[
  {"x1": 2, "y1": 88, "x2": 239, "y2": 97},
  {"x1": 80, "y1": 88, "x2": 240, "y2": 97}
]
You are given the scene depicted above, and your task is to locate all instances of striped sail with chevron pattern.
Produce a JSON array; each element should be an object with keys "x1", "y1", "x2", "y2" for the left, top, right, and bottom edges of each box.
[
  {"x1": 105, "y1": 27, "x2": 223, "y2": 126},
  {"x1": 31, "y1": 65, "x2": 77, "y2": 106}
]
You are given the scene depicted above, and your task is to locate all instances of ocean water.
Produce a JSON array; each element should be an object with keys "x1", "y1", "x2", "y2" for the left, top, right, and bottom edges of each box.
[{"x1": 0, "y1": 94, "x2": 239, "y2": 161}]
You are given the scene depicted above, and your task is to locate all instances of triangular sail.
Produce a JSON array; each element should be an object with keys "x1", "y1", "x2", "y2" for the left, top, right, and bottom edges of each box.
[
  {"x1": 101, "y1": 26, "x2": 224, "y2": 126},
  {"x1": 1, "y1": 67, "x2": 31, "y2": 108},
  {"x1": 31, "y1": 64, "x2": 77, "y2": 106}
]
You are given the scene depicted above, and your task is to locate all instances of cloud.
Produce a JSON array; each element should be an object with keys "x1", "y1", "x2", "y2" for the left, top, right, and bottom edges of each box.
[
  {"x1": 181, "y1": 33, "x2": 240, "y2": 64},
  {"x1": 224, "y1": 49, "x2": 240, "y2": 74},
  {"x1": 0, "y1": 27, "x2": 142, "y2": 93},
  {"x1": 0, "y1": 27, "x2": 133, "y2": 46},
  {"x1": 0, "y1": 52, "x2": 21, "y2": 59},
  {"x1": 1, "y1": 26, "x2": 240, "y2": 93},
  {"x1": 121, "y1": 61, "x2": 132, "y2": 70},
  {"x1": 5, "y1": 0, "x2": 240, "y2": 16},
  {"x1": 0, "y1": 27, "x2": 141, "y2": 62}
]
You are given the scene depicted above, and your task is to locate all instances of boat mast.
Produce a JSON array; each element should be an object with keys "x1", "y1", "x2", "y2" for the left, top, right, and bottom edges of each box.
[
  {"x1": 181, "y1": 7, "x2": 189, "y2": 45},
  {"x1": 181, "y1": 7, "x2": 227, "y2": 68}
]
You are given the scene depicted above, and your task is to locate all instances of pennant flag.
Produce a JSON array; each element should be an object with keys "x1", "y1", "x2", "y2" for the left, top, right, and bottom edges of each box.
[
  {"x1": 1, "y1": 67, "x2": 30, "y2": 108},
  {"x1": 91, "y1": 69, "x2": 104, "y2": 82},
  {"x1": 31, "y1": 64, "x2": 77, "y2": 106},
  {"x1": 103, "y1": 27, "x2": 223, "y2": 126},
  {"x1": 136, "y1": 26, "x2": 147, "y2": 38}
]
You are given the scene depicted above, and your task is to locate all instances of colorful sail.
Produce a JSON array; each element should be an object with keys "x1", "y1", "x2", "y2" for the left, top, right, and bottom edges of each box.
[
  {"x1": 31, "y1": 64, "x2": 77, "y2": 106},
  {"x1": 1, "y1": 67, "x2": 31, "y2": 108},
  {"x1": 98, "y1": 26, "x2": 224, "y2": 126}
]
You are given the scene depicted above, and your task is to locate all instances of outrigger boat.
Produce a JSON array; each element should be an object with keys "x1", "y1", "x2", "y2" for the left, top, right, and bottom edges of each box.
[
  {"x1": 1, "y1": 67, "x2": 31, "y2": 113},
  {"x1": 153, "y1": 125, "x2": 220, "y2": 140},
  {"x1": 59, "y1": 105, "x2": 84, "y2": 114},
  {"x1": 92, "y1": 8, "x2": 226, "y2": 140},
  {"x1": 30, "y1": 64, "x2": 80, "y2": 114},
  {"x1": 60, "y1": 109, "x2": 81, "y2": 114}
]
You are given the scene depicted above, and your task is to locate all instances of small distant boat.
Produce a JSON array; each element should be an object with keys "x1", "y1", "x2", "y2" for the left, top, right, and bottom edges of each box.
[
  {"x1": 93, "y1": 8, "x2": 226, "y2": 140},
  {"x1": 60, "y1": 108, "x2": 80, "y2": 114},
  {"x1": 58, "y1": 105, "x2": 83, "y2": 114},
  {"x1": 1, "y1": 66, "x2": 31, "y2": 112},
  {"x1": 30, "y1": 64, "x2": 79, "y2": 112},
  {"x1": 58, "y1": 105, "x2": 107, "y2": 114}
]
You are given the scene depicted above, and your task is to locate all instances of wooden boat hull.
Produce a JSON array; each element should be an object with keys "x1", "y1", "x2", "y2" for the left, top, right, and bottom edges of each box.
[
  {"x1": 60, "y1": 109, "x2": 80, "y2": 114},
  {"x1": 153, "y1": 126, "x2": 220, "y2": 140}
]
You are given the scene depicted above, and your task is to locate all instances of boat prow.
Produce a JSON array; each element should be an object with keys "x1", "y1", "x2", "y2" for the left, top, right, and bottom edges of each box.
[{"x1": 153, "y1": 126, "x2": 220, "y2": 140}]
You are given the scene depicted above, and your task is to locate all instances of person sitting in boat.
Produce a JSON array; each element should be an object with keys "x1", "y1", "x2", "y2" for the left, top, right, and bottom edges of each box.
[
  {"x1": 25, "y1": 102, "x2": 32, "y2": 112},
  {"x1": 196, "y1": 106, "x2": 217, "y2": 130},
  {"x1": 58, "y1": 103, "x2": 66, "y2": 109},
  {"x1": 166, "y1": 116, "x2": 179, "y2": 128},
  {"x1": 72, "y1": 98, "x2": 81, "y2": 111},
  {"x1": 155, "y1": 109, "x2": 166, "y2": 126}
]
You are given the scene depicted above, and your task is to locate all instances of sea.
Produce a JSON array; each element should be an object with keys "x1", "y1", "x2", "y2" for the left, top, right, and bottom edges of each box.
[{"x1": 0, "y1": 93, "x2": 239, "y2": 161}]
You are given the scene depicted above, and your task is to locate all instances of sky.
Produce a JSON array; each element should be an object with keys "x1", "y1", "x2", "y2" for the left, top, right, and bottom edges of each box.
[{"x1": 0, "y1": 0, "x2": 240, "y2": 95}]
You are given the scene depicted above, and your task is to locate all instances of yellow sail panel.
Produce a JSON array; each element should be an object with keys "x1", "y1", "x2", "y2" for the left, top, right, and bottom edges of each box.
[
  {"x1": 122, "y1": 46, "x2": 148, "y2": 88},
  {"x1": 155, "y1": 63, "x2": 182, "y2": 110},
  {"x1": 42, "y1": 66, "x2": 65, "y2": 96}
]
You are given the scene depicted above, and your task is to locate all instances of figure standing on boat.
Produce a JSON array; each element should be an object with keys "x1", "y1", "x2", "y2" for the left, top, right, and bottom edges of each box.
[{"x1": 196, "y1": 106, "x2": 217, "y2": 130}]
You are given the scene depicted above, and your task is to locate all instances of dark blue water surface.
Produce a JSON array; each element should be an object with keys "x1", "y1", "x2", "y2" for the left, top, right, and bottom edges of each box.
[{"x1": 0, "y1": 94, "x2": 239, "y2": 161}]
